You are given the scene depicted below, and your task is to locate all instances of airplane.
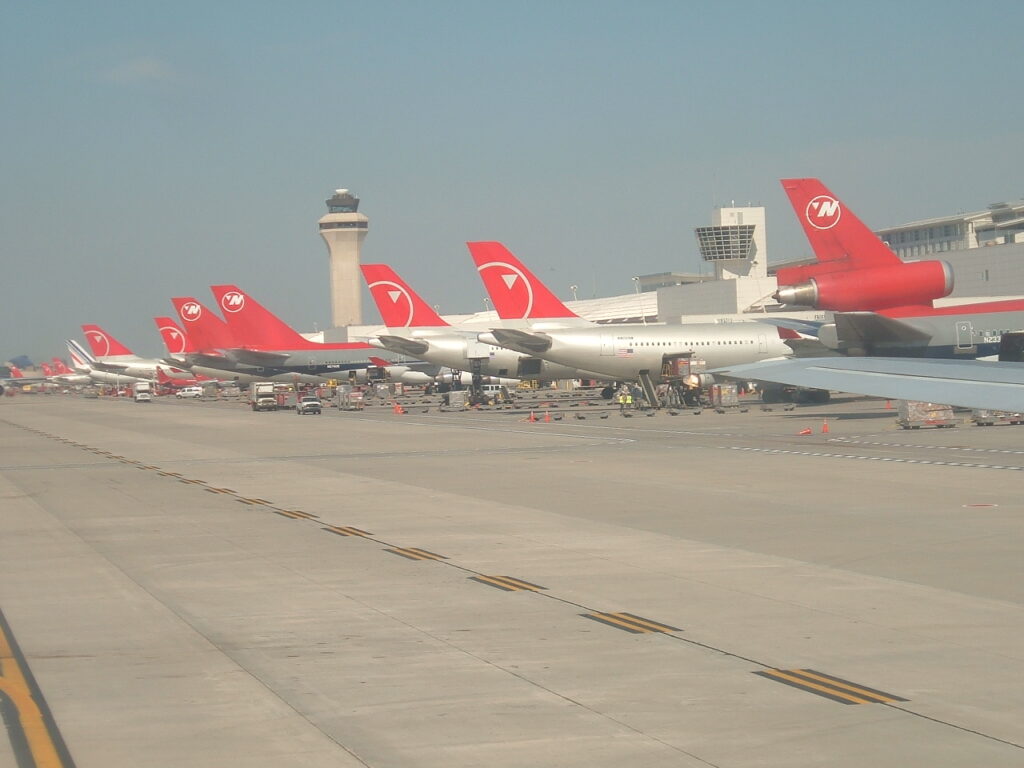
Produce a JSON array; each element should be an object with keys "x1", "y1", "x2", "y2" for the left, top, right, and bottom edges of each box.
[
  {"x1": 65, "y1": 339, "x2": 148, "y2": 387},
  {"x1": 361, "y1": 263, "x2": 600, "y2": 383},
  {"x1": 0, "y1": 364, "x2": 50, "y2": 394},
  {"x1": 468, "y1": 241, "x2": 795, "y2": 404},
  {"x1": 716, "y1": 357, "x2": 1024, "y2": 414},
  {"x1": 80, "y1": 324, "x2": 194, "y2": 380},
  {"x1": 206, "y1": 285, "x2": 435, "y2": 385},
  {"x1": 154, "y1": 365, "x2": 214, "y2": 390},
  {"x1": 171, "y1": 296, "x2": 430, "y2": 386},
  {"x1": 774, "y1": 179, "x2": 1024, "y2": 358},
  {"x1": 165, "y1": 302, "x2": 326, "y2": 385}
]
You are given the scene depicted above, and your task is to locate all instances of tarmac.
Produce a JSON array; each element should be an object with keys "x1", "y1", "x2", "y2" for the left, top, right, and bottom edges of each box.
[{"x1": 0, "y1": 392, "x2": 1022, "y2": 767}]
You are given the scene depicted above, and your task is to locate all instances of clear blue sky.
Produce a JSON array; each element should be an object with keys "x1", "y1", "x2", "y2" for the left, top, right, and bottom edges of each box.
[{"x1": 3, "y1": 0, "x2": 1022, "y2": 360}]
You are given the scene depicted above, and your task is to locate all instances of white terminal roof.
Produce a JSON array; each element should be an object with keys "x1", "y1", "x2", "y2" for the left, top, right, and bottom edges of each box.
[{"x1": 876, "y1": 199, "x2": 1024, "y2": 232}]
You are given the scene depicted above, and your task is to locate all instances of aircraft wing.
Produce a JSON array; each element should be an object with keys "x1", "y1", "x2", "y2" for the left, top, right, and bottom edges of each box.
[
  {"x1": 715, "y1": 357, "x2": 1024, "y2": 412},
  {"x1": 228, "y1": 348, "x2": 292, "y2": 367},
  {"x1": 375, "y1": 336, "x2": 430, "y2": 357},
  {"x1": 89, "y1": 360, "x2": 133, "y2": 373},
  {"x1": 488, "y1": 329, "x2": 553, "y2": 355}
]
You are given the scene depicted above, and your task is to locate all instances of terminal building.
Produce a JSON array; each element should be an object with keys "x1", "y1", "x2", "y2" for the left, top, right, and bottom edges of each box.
[
  {"x1": 325, "y1": 188, "x2": 1024, "y2": 345},
  {"x1": 875, "y1": 200, "x2": 1024, "y2": 300}
]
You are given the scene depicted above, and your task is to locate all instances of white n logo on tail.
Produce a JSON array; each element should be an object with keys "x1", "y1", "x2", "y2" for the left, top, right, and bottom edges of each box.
[
  {"x1": 220, "y1": 292, "x2": 245, "y2": 313},
  {"x1": 806, "y1": 195, "x2": 842, "y2": 230}
]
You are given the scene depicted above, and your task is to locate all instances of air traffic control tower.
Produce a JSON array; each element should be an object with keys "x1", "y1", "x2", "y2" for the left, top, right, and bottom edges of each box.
[{"x1": 318, "y1": 188, "x2": 368, "y2": 327}]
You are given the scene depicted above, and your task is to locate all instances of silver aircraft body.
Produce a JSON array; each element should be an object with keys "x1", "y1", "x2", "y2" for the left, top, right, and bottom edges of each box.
[
  {"x1": 361, "y1": 264, "x2": 606, "y2": 382},
  {"x1": 486, "y1": 323, "x2": 792, "y2": 383}
]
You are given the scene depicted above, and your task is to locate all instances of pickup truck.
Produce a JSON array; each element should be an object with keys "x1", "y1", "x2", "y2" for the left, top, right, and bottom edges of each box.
[{"x1": 296, "y1": 396, "x2": 323, "y2": 415}]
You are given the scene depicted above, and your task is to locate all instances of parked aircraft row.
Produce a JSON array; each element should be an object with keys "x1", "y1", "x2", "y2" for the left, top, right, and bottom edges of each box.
[{"x1": 11, "y1": 177, "x2": 1020, "y2": 408}]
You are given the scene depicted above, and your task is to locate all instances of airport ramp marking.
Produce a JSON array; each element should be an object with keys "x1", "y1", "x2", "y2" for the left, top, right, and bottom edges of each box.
[
  {"x1": 384, "y1": 547, "x2": 448, "y2": 561},
  {"x1": 470, "y1": 575, "x2": 547, "y2": 592},
  {"x1": 322, "y1": 526, "x2": 373, "y2": 537},
  {"x1": 754, "y1": 668, "x2": 908, "y2": 705},
  {"x1": 729, "y1": 445, "x2": 1024, "y2": 472},
  {"x1": 581, "y1": 612, "x2": 682, "y2": 634},
  {"x1": 0, "y1": 606, "x2": 77, "y2": 768}
]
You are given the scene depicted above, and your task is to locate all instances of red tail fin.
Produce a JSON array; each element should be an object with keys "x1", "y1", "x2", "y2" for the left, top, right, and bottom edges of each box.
[
  {"x1": 40, "y1": 363, "x2": 54, "y2": 377},
  {"x1": 81, "y1": 324, "x2": 134, "y2": 357},
  {"x1": 779, "y1": 178, "x2": 899, "y2": 270},
  {"x1": 468, "y1": 241, "x2": 578, "y2": 321},
  {"x1": 209, "y1": 285, "x2": 311, "y2": 349},
  {"x1": 361, "y1": 265, "x2": 450, "y2": 328},
  {"x1": 154, "y1": 317, "x2": 193, "y2": 356},
  {"x1": 52, "y1": 358, "x2": 72, "y2": 375},
  {"x1": 9, "y1": 365, "x2": 23, "y2": 378},
  {"x1": 155, "y1": 366, "x2": 173, "y2": 384},
  {"x1": 776, "y1": 178, "x2": 953, "y2": 311},
  {"x1": 172, "y1": 298, "x2": 236, "y2": 351}
]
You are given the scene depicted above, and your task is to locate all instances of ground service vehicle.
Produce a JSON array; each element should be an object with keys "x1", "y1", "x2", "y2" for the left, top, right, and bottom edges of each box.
[
  {"x1": 250, "y1": 382, "x2": 277, "y2": 411},
  {"x1": 133, "y1": 381, "x2": 153, "y2": 402},
  {"x1": 296, "y1": 396, "x2": 323, "y2": 415},
  {"x1": 176, "y1": 386, "x2": 204, "y2": 399}
]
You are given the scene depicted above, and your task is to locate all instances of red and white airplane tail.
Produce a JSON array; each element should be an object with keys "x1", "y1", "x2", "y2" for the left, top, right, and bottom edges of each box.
[
  {"x1": 80, "y1": 324, "x2": 136, "y2": 359},
  {"x1": 361, "y1": 264, "x2": 450, "y2": 329},
  {"x1": 467, "y1": 241, "x2": 582, "y2": 322},
  {"x1": 171, "y1": 297, "x2": 236, "y2": 353},
  {"x1": 9, "y1": 365, "x2": 24, "y2": 379},
  {"x1": 51, "y1": 358, "x2": 74, "y2": 375},
  {"x1": 208, "y1": 285, "x2": 371, "y2": 351},
  {"x1": 154, "y1": 316, "x2": 194, "y2": 357},
  {"x1": 40, "y1": 363, "x2": 55, "y2": 378},
  {"x1": 209, "y1": 285, "x2": 319, "y2": 349},
  {"x1": 776, "y1": 178, "x2": 953, "y2": 311}
]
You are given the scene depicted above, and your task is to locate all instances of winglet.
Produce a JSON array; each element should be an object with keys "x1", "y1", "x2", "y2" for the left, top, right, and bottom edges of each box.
[{"x1": 468, "y1": 242, "x2": 579, "y2": 320}]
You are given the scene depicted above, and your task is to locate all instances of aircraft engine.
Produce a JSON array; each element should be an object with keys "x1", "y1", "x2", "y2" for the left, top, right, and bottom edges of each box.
[{"x1": 775, "y1": 260, "x2": 953, "y2": 311}]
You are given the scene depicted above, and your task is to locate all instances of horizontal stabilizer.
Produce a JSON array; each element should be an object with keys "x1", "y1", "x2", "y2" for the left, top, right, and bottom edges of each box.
[
  {"x1": 836, "y1": 312, "x2": 932, "y2": 349},
  {"x1": 489, "y1": 328, "x2": 553, "y2": 355},
  {"x1": 784, "y1": 338, "x2": 843, "y2": 357}
]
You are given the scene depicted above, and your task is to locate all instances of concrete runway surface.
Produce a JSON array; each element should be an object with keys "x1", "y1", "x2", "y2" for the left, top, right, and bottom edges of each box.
[{"x1": 0, "y1": 394, "x2": 1022, "y2": 767}]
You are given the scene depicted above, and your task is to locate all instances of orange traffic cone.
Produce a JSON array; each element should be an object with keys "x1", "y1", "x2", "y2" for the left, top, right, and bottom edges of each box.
[
  {"x1": 527, "y1": 411, "x2": 536, "y2": 422},
  {"x1": 821, "y1": 418, "x2": 829, "y2": 434},
  {"x1": 798, "y1": 427, "x2": 813, "y2": 435},
  {"x1": 544, "y1": 411, "x2": 551, "y2": 423},
  {"x1": 393, "y1": 403, "x2": 404, "y2": 415},
  {"x1": 885, "y1": 400, "x2": 893, "y2": 410}
]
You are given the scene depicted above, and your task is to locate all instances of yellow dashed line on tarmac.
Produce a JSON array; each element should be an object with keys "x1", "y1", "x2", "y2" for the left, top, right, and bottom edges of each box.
[
  {"x1": 322, "y1": 525, "x2": 372, "y2": 537},
  {"x1": 470, "y1": 575, "x2": 547, "y2": 592},
  {"x1": 755, "y1": 668, "x2": 908, "y2": 705},
  {"x1": 581, "y1": 612, "x2": 682, "y2": 634},
  {"x1": 384, "y1": 547, "x2": 448, "y2": 561}
]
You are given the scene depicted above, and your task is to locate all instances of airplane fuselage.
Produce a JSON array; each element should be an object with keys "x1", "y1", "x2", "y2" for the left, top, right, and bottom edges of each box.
[{"x1": 493, "y1": 323, "x2": 791, "y2": 382}]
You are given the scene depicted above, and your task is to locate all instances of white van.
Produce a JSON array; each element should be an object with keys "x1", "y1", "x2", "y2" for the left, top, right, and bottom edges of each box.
[{"x1": 176, "y1": 386, "x2": 204, "y2": 399}]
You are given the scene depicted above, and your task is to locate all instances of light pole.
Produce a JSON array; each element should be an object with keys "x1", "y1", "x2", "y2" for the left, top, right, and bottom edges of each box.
[
  {"x1": 569, "y1": 284, "x2": 578, "y2": 301},
  {"x1": 483, "y1": 297, "x2": 492, "y2": 312},
  {"x1": 631, "y1": 276, "x2": 647, "y2": 326}
]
